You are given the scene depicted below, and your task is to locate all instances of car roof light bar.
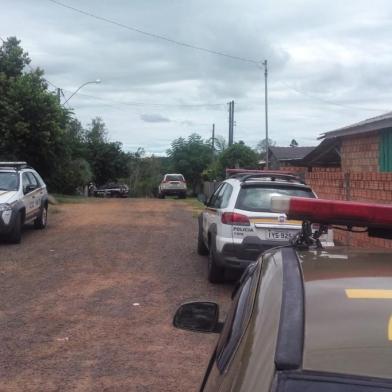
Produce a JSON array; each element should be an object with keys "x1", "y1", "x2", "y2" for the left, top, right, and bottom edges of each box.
[
  {"x1": 240, "y1": 173, "x2": 305, "y2": 184},
  {"x1": 271, "y1": 196, "x2": 392, "y2": 229},
  {"x1": 226, "y1": 168, "x2": 292, "y2": 176},
  {"x1": 225, "y1": 168, "x2": 305, "y2": 183},
  {"x1": 0, "y1": 162, "x2": 28, "y2": 170}
]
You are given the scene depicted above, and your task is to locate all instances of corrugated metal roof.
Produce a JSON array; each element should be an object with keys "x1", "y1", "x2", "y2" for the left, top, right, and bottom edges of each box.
[
  {"x1": 269, "y1": 146, "x2": 315, "y2": 161},
  {"x1": 321, "y1": 111, "x2": 392, "y2": 140}
]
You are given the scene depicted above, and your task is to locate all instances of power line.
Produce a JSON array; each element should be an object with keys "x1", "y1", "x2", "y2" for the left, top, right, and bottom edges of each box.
[
  {"x1": 1, "y1": 35, "x2": 227, "y2": 108},
  {"x1": 47, "y1": 0, "x2": 261, "y2": 66},
  {"x1": 281, "y1": 81, "x2": 383, "y2": 113},
  {"x1": 60, "y1": 88, "x2": 226, "y2": 109}
]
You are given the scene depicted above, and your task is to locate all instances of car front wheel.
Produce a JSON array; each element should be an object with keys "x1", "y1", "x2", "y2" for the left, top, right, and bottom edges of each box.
[{"x1": 8, "y1": 211, "x2": 22, "y2": 244}]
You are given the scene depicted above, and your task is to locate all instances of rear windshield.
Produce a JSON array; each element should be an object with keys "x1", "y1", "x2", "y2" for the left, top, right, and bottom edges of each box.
[
  {"x1": 0, "y1": 172, "x2": 19, "y2": 191},
  {"x1": 165, "y1": 175, "x2": 184, "y2": 181},
  {"x1": 236, "y1": 185, "x2": 315, "y2": 212}
]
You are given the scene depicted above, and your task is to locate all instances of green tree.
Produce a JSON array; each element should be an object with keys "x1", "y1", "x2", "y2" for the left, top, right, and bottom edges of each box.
[
  {"x1": 0, "y1": 37, "x2": 72, "y2": 191},
  {"x1": 0, "y1": 36, "x2": 30, "y2": 77},
  {"x1": 167, "y1": 133, "x2": 212, "y2": 194},
  {"x1": 84, "y1": 117, "x2": 131, "y2": 185},
  {"x1": 0, "y1": 37, "x2": 136, "y2": 194},
  {"x1": 218, "y1": 142, "x2": 259, "y2": 174},
  {"x1": 256, "y1": 138, "x2": 276, "y2": 159}
]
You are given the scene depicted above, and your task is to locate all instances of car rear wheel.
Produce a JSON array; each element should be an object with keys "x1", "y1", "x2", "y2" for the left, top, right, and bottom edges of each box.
[
  {"x1": 8, "y1": 212, "x2": 22, "y2": 244},
  {"x1": 34, "y1": 205, "x2": 48, "y2": 229},
  {"x1": 208, "y1": 239, "x2": 225, "y2": 283}
]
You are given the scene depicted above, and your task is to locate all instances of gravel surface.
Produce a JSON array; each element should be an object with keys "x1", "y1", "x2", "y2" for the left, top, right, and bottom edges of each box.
[{"x1": 0, "y1": 198, "x2": 232, "y2": 392}]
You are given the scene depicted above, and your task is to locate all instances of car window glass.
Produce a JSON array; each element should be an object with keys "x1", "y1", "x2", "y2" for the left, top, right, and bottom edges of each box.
[
  {"x1": 26, "y1": 172, "x2": 39, "y2": 187},
  {"x1": 215, "y1": 262, "x2": 259, "y2": 372},
  {"x1": 236, "y1": 186, "x2": 315, "y2": 212},
  {"x1": 210, "y1": 183, "x2": 229, "y2": 209},
  {"x1": 22, "y1": 172, "x2": 32, "y2": 193},
  {"x1": 0, "y1": 172, "x2": 19, "y2": 191},
  {"x1": 220, "y1": 184, "x2": 233, "y2": 209},
  {"x1": 207, "y1": 184, "x2": 224, "y2": 207},
  {"x1": 32, "y1": 171, "x2": 45, "y2": 187},
  {"x1": 165, "y1": 175, "x2": 184, "y2": 181}
]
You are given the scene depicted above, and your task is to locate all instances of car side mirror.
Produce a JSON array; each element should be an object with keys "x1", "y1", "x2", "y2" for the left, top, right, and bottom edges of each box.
[
  {"x1": 173, "y1": 301, "x2": 222, "y2": 333},
  {"x1": 25, "y1": 184, "x2": 37, "y2": 194}
]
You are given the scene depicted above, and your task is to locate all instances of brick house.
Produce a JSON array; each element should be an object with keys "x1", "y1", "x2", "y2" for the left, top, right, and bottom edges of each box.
[
  {"x1": 317, "y1": 111, "x2": 392, "y2": 173},
  {"x1": 297, "y1": 111, "x2": 392, "y2": 248}
]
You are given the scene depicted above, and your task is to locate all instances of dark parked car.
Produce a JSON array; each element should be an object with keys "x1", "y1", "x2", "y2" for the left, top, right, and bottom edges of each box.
[
  {"x1": 174, "y1": 196, "x2": 392, "y2": 392},
  {"x1": 93, "y1": 183, "x2": 129, "y2": 198}
]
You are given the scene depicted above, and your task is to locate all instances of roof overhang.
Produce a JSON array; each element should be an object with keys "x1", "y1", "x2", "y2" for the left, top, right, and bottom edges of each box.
[{"x1": 320, "y1": 111, "x2": 392, "y2": 140}]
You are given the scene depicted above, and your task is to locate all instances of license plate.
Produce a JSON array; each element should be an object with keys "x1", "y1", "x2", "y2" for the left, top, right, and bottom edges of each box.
[{"x1": 266, "y1": 230, "x2": 296, "y2": 241}]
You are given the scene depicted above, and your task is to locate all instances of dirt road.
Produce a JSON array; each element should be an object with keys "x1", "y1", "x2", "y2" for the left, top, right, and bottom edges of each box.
[{"x1": 0, "y1": 199, "x2": 232, "y2": 392}]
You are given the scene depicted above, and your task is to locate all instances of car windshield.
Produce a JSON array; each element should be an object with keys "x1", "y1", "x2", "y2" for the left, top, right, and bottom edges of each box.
[
  {"x1": 236, "y1": 185, "x2": 315, "y2": 212},
  {"x1": 165, "y1": 175, "x2": 184, "y2": 181},
  {"x1": 0, "y1": 172, "x2": 19, "y2": 191}
]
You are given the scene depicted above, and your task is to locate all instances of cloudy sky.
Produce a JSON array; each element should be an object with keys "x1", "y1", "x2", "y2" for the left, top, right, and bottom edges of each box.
[{"x1": 2, "y1": 0, "x2": 392, "y2": 154}]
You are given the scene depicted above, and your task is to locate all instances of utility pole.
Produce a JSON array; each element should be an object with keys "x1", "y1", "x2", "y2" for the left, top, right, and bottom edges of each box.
[
  {"x1": 228, "y1": 100, "x2": 235, "y2": 146},
  {"x1": 211, "y1": 123, "x2": 215, "y2": 158},
  {"x1": 57, "y1": 88, "x2": 61, "y2": 104},
  {"x1": 228, "y1": 101, "x2": 232, "y2": 146},
  {"x1": 263, "y1": 60, "x2": 269, "y2": 169}
]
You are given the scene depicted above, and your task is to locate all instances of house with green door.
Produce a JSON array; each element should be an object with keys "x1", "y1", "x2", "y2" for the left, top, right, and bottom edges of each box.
[{"x1": 301, "y1": 111, "x2": 392, "y2": 173}]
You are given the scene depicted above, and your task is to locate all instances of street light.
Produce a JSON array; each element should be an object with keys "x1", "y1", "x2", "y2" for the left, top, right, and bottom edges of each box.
[{"x1": 63, "y1": 79, "x2": 101, "y2": 104}]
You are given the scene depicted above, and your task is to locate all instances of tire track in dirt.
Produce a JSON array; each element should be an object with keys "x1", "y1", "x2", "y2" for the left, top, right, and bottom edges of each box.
[{"x1": 0, "y1": 198, "x2": 232, "y2": 391}]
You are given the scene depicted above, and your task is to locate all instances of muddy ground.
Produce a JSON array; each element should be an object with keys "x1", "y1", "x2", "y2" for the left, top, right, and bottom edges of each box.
[{"x1": 0, "y1": 198, "x2": 232, "y2": 391}]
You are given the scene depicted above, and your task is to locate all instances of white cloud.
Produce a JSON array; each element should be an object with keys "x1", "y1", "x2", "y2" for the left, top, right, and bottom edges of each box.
[{"x1": 2, "y1": 0, "x2": 392, "y2": 153}]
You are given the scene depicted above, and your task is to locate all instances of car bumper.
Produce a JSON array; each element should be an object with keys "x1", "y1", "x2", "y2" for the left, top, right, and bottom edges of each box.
[
  {"x1": 160, "y1": 189, "x2": 186, "y2": 196},
  {"x1": 0, "y1": 209, "x2": 17, "y2": 235},
  {"x1": 216, "y1": 236, "x2": 288, "y2": 270}
]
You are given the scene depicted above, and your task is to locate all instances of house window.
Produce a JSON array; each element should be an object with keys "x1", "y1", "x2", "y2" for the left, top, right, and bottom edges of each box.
[{"x1": 379, "y1": 129, "x2": 392, "y2": 172}]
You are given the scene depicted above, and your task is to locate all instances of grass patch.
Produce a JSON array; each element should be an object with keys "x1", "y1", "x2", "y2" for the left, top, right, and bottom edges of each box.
[
  {"x1": 180, "y1": 197, "x2": 205, "y2": 217},
  {"x1": 50, "y1": 194, "x2": 90, "y2": 204}
]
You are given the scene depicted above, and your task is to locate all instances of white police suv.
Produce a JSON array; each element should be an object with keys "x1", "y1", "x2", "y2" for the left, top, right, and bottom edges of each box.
[
  {"x1": 0, "y1": 162, "x2": 48, "y2": 243},
  {"x1": 198, "y1": 170, "x2": 333, "y2": 283}
]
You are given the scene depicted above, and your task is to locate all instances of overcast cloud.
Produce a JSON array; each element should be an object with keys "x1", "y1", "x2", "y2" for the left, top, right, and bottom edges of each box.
[{"x1": 2, "y1": 0, "x2": 392, "y2": 154}]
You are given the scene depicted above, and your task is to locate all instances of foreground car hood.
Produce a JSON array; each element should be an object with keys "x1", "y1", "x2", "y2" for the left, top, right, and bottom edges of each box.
[{"x1": 0, "y1": 191, "x2": 17, "y2": 204}]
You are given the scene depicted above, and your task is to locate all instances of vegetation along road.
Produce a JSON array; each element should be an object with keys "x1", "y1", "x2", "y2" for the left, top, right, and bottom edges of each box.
[{"x1": 0, "y1": 198, "x2": 232, "y2": 391}]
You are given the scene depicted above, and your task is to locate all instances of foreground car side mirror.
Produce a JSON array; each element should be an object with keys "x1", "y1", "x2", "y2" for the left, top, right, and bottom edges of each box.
[{"x1": 173, "y1": 301, "x2": 222, "y2": 333}]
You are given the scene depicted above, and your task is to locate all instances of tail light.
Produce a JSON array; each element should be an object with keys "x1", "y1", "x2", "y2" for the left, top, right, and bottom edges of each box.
[{"x1": 221, "y1": 212, "x2": 250, "y2": 226}]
